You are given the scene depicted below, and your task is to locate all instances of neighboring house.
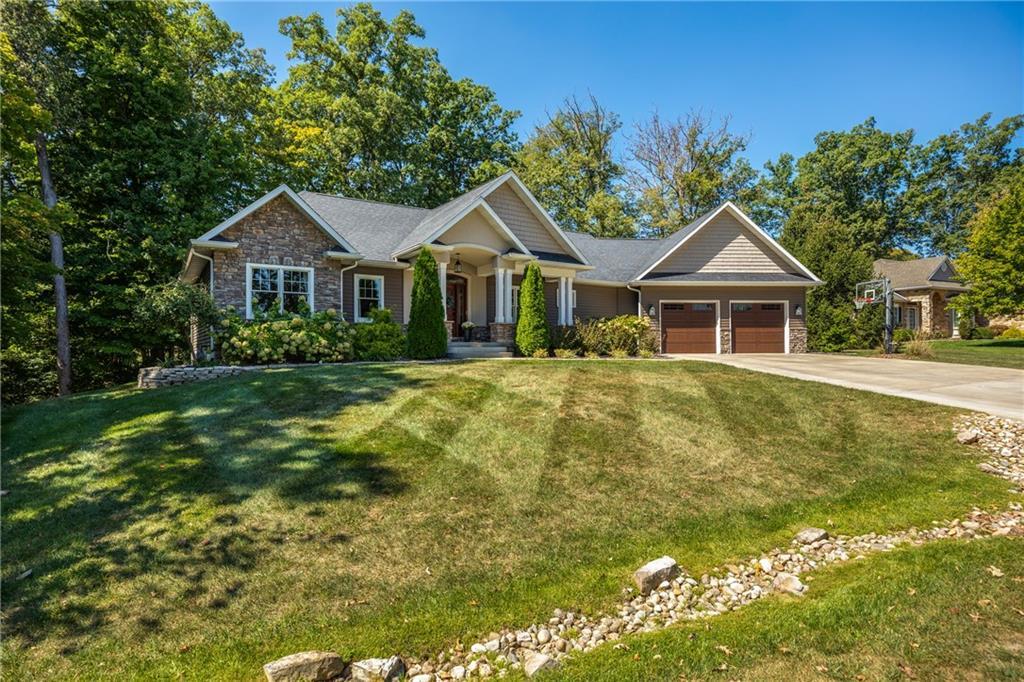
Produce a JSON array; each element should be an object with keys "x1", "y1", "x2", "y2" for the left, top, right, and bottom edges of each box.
[
  {"x1": 182, "y1": 171, "x2": 822, "y2": 355},
  {"x1": 873, "y1": 256, "x2": 970, "y2": 337}
]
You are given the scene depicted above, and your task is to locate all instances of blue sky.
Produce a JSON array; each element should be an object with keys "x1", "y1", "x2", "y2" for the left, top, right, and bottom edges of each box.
[{"x1": 210, "y1": 1, "x2": 1023, "y2": 168}]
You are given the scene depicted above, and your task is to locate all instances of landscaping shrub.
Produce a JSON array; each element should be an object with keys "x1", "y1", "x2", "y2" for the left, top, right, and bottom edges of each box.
[
  {"x1": 135, "y1": 280, "x2": 218, "y2": 364},
  {"x1": 352, "y1": 308, "x2": 405, "y2": 361},
  {"x1": 553, "y1": 348, "x2": 577, "y2": 359},
  {"x1": 515, "y1": 263, "x2": 549, "y2": 356},
  {"x1": 573, "y1": 318, "x2": 607, "y2": 355},
  {"x1": 609, "y1": 348, "x2": 630, "y2": 359},
  {"x1": 530, "y1": 348, "x2": 550, "y2": 358},
  {"x1": 217, "y1": 308, "x2": 354, "y2": 365},
  {"x1": 407, "y1": 249, "x2": 448, "y2": 359},
  {"x1": 602, "y1": 315, "x2": 657, "y2": 355},
  {"x1": 571, "y1": 315, "x2": 657, "y2": 356},
  {"x1": 999, "y1": 327, "x2": 1024, "y2": 340},
  {"x1": 550, "y1": 324, "x2": 581, "y2": 353},
  {"x1": 892, "y1": 327, "x2": 915, "y2": 350},
  {"x1": 972, "y1": 326, "x2": 996, "y2": 340},
  {"x1": 988, "y1": 324, "x2": 1009, "y2": 337},
  {"x1": 902, "y1": 333, "x2": 935, "y2": 359},
  {"x1": 958, "y1": 314, "x2": 978, "y2": 340}
]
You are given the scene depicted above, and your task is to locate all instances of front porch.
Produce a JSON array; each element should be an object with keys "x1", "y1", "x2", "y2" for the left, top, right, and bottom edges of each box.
[{"x1": 431, "y1": 245, "x2": 580, "y2": 346}]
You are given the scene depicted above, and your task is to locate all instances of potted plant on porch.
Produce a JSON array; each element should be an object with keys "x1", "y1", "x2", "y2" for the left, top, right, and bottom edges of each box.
[{"x1": 461, "y1": 321, "x2": 476, "y2": 341}]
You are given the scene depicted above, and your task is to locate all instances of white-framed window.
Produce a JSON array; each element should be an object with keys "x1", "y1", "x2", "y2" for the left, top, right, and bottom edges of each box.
[
  {"x1": 354, "y1": 274, "x2": 384, "y2": 322},
  {"x1": 245, "y1": 264, "x2": 314, "y2": 318},
  {"x1": 511, "y1": 285, "x2": 520, "y2": 320},
  {"x1": 906, "y1": 306, "x2": 918, "y2": 330},
  {"x1": 892, "y1": 306, "x2": 903, "y2": 326}
]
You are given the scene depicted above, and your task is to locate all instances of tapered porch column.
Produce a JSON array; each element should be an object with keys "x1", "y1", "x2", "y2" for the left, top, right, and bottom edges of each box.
[
  {"x1": 495, "y1": 267, "x2": 506, "y2": 323},
  {"x1": 437, "y1": 261, "x2": 448, "y2": 316},
  {"x1": 503, "y1": 268, "x2": 514, "y2": 322}
]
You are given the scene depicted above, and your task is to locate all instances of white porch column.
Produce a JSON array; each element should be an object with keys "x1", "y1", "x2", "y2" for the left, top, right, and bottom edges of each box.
[
  {"x1": 566, "y1": 277, "x2": 574, "y2": 326},
  {"x1": 557, "y1": 277, "x2": 568, "y2": 326},
  {"x1": 495, "y1": 267, "x2": 506, "y2": 323},
  {"x1": 437, "y1": 261, "x2": 448, "y2": 317},
  {"x1": 503, "y1": 268, "x2": 513, "y2": 322}
]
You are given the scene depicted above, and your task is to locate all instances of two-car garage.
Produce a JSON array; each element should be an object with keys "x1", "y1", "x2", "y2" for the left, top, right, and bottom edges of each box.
[{"x1": 659, "y1": 300, "x2": 788, "y2": 354}]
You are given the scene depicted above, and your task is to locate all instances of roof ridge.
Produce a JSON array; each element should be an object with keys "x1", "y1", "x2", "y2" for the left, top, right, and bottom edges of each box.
[{"x1": 301, "y1": 190, "x2": 430, "y2": 211}]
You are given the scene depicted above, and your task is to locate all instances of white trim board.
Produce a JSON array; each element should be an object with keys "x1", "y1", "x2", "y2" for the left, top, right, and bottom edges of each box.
[
  {"x1": 392, "y1": 198, "x2": 531, "y2": 260},
  {"x1": 728, "y1": 299, "x2": 790, "y2": 354},
  {"x1": 659, "y1": 299, "x2": 721, "y2": 354},
  {"x1": 197, "y1": 185, "x2": 361, "y2": 256},
  {"x1": 636, "y1": 202, "x2": 820, "y2": 283}
]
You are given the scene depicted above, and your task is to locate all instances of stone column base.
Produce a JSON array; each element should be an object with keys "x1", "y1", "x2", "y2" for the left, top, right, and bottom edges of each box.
[
  {"x1": 789, "y1": 326, "x2": 808, "y2": 353},
  {"x1": 489, "y1": 323, "x2": 515, "y2": 346},
  {"x1": 445, "y1": 320, "x2": 454, "y2": 339},
  {"x1": 720, "y1": 328, "x2": 732, "y2": 354}
]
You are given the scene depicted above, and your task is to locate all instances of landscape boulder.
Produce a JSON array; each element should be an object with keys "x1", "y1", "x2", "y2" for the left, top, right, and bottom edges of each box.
[
  {"x1": 956, "y1": 430, "x2": 979, "y2": 445},
  {"x1": 349, "y1": 656, "x2": 405, "y2": 682},
  {"x1": 632, "y1": 556, "x2": 679, "y2": 595},
  {"x1": 794, "y1": 528, "x2": 829, "y2": 545},
  {"x1": 523, "y1": 650, "x2": 559, "y2": 677},
  {"x1": 263, "y1": 651, "x2": 346, "y2": 682},
  {"x1": 772, "y1": 572, "x2": 807, "y2": 596}
]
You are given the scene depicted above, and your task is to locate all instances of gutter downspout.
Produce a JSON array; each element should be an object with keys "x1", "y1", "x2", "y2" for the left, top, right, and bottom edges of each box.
[
  {"x1": 626, "y1": 283, "x2": 643, "y2": 317},
  {"x1": 339, "y1": 261, "x2": 360, "y2": 322}
]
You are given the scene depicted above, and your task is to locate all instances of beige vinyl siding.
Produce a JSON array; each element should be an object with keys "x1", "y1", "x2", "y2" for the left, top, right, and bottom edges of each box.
[
  {"x1": 343, "y1": 266, "x2": 405, "y2": 323},
  {"x1": 651, "y1": 213, "x2": 792, "y2": 276},
  {"x1": 438, "y1": 208, "x2": 514, "y2": 253},
  {"x1": 484, "y1": 184, "x2": 569, "y2": 257},
  {"x1": 574, "y1": 284, "x2": 637, "y2": 320}
]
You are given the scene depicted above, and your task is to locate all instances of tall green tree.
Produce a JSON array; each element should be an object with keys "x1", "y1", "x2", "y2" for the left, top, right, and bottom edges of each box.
[
  {"x1": 3, "y1": 0, "x2": 74, "y2": 394},
  {"x1": 907, "y1": 113, "x2": 1023, "y2": 256},
  {"x1": 406, "y1": 249, "x2": 447, "y2": 359},
  {"x1": 781, "y1": 118, "x2": 916, "y2": 257},
  {"x1": 515, "y1": 263, "x2": 549, "y2": 356},
  {"x1": 4, "y1": 0, "x2": 273, "y2": 392},
  {"x1": 266, "y1": 3, "x2": 519, "y2": 207},
  {"x1": 628, "y1": 110, "x2": 756, "y2": 237},
  {"x1": 513, "y1": 95, "x2": 635, "y2": 237},
  {"x1": 745, "y1": 153, "x2": 798, "y2": 237},
  {"x1": 953, "y1": 166, "x2": 1024, "y2": 316}
]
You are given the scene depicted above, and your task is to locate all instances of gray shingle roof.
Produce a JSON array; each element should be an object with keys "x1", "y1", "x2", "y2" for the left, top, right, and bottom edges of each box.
[
  {"x1": 299, "y1": 192, "x2": 430, "y2": 261},
  {"x1": 390, "y1": 172, "x2": 515, "y2": 256},
  {"x1": 874, "y1": 257, "x2": 962, "y2": 290},
  {"x1": 566, "y1": 233, "x2": 663, "y2": 282}
]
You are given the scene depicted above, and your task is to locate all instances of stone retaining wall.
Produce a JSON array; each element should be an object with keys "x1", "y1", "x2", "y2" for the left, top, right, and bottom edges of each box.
[{"x1": 137, "y1": 365, "x2": 258, "y2": 389}]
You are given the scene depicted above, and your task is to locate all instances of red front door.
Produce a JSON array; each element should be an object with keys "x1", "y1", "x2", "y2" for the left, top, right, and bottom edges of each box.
[{"x1": 446, "y1": 277, "x2": 467, "y2": 329}]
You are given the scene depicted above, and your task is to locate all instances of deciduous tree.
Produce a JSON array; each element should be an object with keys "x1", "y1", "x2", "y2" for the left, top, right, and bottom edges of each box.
[{"x1": 514, "y1": 95, "x2": 635, "y2": 237}]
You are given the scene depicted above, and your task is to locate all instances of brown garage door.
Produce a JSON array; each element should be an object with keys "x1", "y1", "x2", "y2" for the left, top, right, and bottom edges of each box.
[
  {"x1": 732, "y1": 303, "x2": 785, "y2": 353},
  {"x1": 662, "y1": 303, "x2": 716, "y2": 353}
]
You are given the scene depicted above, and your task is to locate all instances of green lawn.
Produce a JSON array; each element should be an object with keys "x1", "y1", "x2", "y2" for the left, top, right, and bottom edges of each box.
[
  {"x1": 845, "y1": 338, "x2": 1024, "y2": 369},
  {"x1": 1, "y1": 360, "x2": 1014, "y2": 680},
  {"x1": 553, "y1": 537, "x2": 1024, "y2": 681}
]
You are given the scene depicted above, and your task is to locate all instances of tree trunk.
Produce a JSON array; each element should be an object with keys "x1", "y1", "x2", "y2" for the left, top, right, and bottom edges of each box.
[{"x1": 36, "y1": 132, "x2": 72, "y2": 396}]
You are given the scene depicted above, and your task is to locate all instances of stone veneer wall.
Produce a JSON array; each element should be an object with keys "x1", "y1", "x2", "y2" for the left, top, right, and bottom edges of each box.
[
  {"x1": 489, "y1": 323, "x2": 514, "y2": 345},
  {"x1": 138, "y1": 365, "x2": 258, "y2": 389},
  {"x1": 213, "y1": 197, "x2": 341, "y2": 314}
]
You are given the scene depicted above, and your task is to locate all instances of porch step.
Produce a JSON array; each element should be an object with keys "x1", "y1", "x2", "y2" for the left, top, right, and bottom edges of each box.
[{"x1": 447, "y1": 341, "x2": 513, "y2": 359}]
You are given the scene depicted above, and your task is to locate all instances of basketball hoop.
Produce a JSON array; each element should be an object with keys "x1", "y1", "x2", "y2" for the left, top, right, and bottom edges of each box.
[{"x1": 855, "y1": 277, "x2": 895, "y2": 354}]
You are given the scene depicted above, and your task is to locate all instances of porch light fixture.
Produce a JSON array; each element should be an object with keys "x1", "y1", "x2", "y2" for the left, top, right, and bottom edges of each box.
[
  {"x1": 647, "y1": 304, "x2": 656, "y2": 317},
  {"x1": 795, "y1": 304, "x2": 803, "y2": 317},
  {"x1": 453, "y1": 253, "x2": 463, "y2": 273}
]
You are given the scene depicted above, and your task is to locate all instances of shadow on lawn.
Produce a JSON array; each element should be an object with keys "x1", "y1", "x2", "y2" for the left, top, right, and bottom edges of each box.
[{"x1": 1, "y1": 363, "x2": 427, "y2": 650}]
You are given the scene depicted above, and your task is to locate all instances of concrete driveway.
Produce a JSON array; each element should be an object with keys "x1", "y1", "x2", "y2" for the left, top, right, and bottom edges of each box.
[{"x1": 670, "y1": 353, "x2": 1024, "y2": 420}]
